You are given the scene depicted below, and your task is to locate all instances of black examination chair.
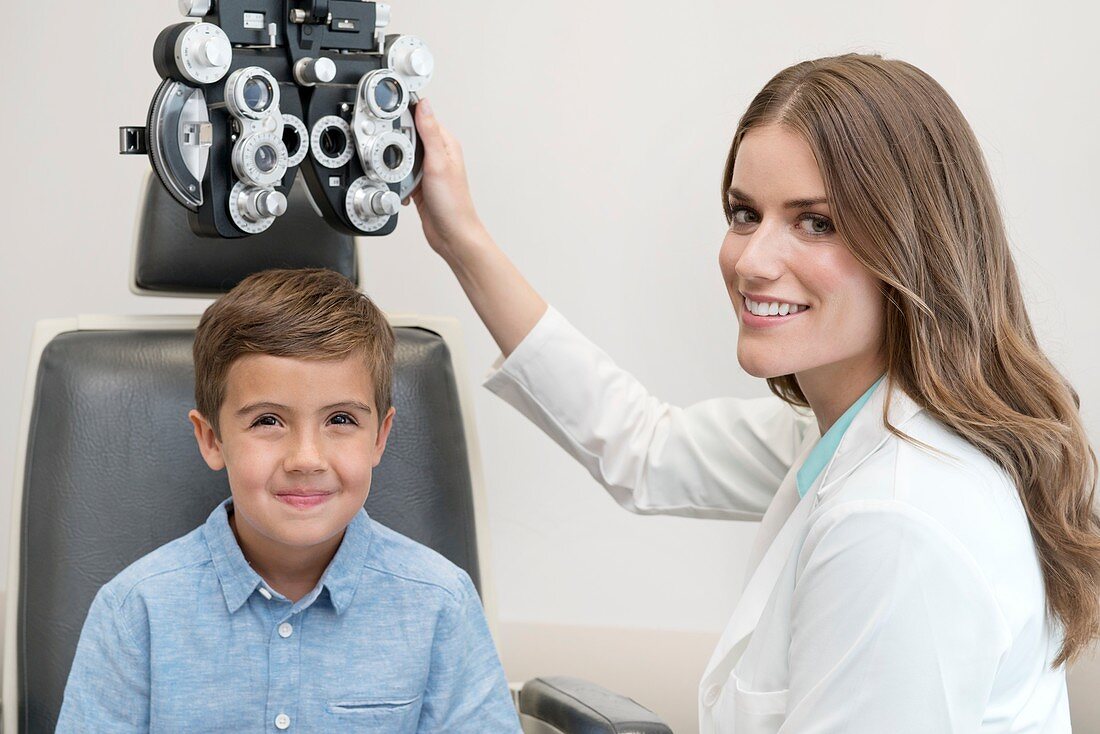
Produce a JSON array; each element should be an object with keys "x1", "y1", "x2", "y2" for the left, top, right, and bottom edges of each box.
[{"x1": 2, "y1": 174, "x2": 673, "y2": 733}]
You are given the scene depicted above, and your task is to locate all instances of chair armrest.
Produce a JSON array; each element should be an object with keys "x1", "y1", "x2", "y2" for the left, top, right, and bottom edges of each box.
[{"x1": 518, "y1": 676, "x2": 673, "y2": 734}]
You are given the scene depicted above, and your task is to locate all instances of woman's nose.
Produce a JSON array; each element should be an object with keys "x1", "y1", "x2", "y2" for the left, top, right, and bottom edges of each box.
[{"x1": 733, "y1": 223, "x2": 786, "y2": 283}]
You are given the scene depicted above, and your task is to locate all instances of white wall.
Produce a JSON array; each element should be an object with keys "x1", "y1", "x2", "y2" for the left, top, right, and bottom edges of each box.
[{"x1": 1, "y1": 0, "x2": 1098, "y2": 729}]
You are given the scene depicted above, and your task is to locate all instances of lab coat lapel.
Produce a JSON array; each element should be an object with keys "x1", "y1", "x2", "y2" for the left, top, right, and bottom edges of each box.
[
  {"x1": 742, "y1": 424, "x2": 818, "y2": 581},
  {"x1": 700, "y1": 427, "x2": 818, "y2": 683}
]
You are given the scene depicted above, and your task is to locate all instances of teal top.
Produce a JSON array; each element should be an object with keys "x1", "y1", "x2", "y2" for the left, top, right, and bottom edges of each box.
[{"x1": 796, "y1": 376, "x2": 885, "y2": 497}]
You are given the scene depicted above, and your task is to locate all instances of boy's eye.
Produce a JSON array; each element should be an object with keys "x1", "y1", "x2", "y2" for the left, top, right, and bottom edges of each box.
[
  {"x1": 797, "y1": 213, "x2": 834, "y2": 236},
  {"x1": 329, "y1": 413, "x2": 358, "y2": 426},
  {"x1": 251, "y1": 414, "x2": 280, "y2": 428}
]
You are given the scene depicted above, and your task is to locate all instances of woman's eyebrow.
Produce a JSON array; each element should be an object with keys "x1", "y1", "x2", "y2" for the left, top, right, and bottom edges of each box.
[{"x1": 727, "y1": 187, "x2": 829, "y2": 209}]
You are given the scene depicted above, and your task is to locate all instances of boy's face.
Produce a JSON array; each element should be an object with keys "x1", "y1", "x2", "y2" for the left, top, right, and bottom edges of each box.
[{"x1": 189, "y1": 353, "x2": 394, "y2": 557}]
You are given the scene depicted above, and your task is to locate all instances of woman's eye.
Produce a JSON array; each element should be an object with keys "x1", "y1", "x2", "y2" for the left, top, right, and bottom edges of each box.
[
  {"x1": 730, "y1": 206, "x2": 759, "y2": 226},
  {"x1": 797, "y1": 214, "x2": 834, "y2": 235},
  {"x1": 329, "y1": 413, "x2": 358, "y2": 426}
]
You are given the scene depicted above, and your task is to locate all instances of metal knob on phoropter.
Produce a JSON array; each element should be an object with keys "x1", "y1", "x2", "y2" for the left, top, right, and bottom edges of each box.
[
  {"x1": 395, "y1": 48, "x2": 433, "y2": 78},
  {"x1": 240, "y1": 187, "x2": 287, "y2": 222},
  {"x1": 153, "y1": 22, "x2": 233, "y2": 85},
  {"x1": 355, "y1": 188, "x2": 400, "y2": 218},
  {"x1": 178, "y1": 0, "x2": 212, "y2": 17},
  {"x1": 385, "y1": 36, "x2": 433, "y2": 93},
  {"x1": 294, "y1": 57, "x2": 337, "y2": 87}
]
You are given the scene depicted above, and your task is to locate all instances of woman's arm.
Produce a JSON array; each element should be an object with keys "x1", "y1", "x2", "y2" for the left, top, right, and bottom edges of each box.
[
  {"x1": 408, "y1": 100, "x2": 810, "y2": 517},
  {"x1": 408, "y1": 99, "x2": 546, "y2": 357}
]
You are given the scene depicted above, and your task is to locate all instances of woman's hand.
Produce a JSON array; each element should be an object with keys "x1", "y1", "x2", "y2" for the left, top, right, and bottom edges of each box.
[{"x1": 407, "y1": 98, "x2": 490, "y2": 262}]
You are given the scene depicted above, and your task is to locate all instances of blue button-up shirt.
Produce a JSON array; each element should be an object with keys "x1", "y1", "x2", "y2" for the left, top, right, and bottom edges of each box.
[{"x1": 57, "y1": 499, "x2": 521, "y2": 733}]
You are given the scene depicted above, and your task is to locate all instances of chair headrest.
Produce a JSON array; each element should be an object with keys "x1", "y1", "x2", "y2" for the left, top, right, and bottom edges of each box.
[{"x1": 132, "y1": 172, "x2": 358, "y2": 296}]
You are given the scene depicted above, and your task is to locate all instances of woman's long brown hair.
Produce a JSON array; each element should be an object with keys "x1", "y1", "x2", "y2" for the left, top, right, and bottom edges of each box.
[{"x1": 723, "y1": 53, "x2": 1099, "y2": 667}]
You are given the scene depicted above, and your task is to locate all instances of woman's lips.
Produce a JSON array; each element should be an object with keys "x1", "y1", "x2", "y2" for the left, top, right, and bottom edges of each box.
[
  {"x1": 740, "y1": 297, "x2": 811, "y2": 328},
  {"x1": 275, "y1": 492, "x2": 334, "y2": 510}
]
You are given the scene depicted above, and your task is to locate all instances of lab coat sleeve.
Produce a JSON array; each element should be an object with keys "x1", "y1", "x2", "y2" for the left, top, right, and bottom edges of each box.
[
  {"x1": 781, "y1": 501, "x2": 1012, "y2": 733},
  {"x1": 483, "y1": 306, "x2": 812, "y2": 520}
]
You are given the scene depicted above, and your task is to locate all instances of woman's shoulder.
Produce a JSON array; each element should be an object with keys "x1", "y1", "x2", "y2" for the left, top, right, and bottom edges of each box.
[{"x1": 814, "y1": 410, "x2": 1047, "y2": 629}]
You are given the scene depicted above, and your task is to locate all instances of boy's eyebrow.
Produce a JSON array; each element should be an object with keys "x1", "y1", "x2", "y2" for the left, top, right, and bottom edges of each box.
[
  {"x1": 727, "y1": 187, "x2": 829, "y2": 209},
  {"x1": 235, "y1": 401, "x2": 374, "y2": 416}
]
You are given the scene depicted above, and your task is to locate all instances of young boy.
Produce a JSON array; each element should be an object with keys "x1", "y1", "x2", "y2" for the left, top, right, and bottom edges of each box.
[{"x1": 57, "y1": 268, "x2": 521, "y2": 732}]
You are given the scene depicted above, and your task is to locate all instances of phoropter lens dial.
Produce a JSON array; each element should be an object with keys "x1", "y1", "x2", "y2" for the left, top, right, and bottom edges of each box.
[
  {"x1": 231, "y1": 131, "x2": 289, "y2": 187},
  {"x1": 225, "y1": 67, "x2": 281, "y2": 121},
  {"x1": 310, "y1": 116, "x2": 355, "y2": 169},
  {"x1": 359, "y1": 129, "x2": 414, "y2": 184},
  {"x1": 281, "y1": 114, "x2": 310, "y2": 168},
  {"x1": 359, "y1": 70, "x2": 408, "y2": 120}
]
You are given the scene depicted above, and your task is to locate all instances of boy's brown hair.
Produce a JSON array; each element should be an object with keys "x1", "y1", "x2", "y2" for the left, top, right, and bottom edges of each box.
[{"x1": 193, "y1": 268, "x2": 394, "y2": 437}]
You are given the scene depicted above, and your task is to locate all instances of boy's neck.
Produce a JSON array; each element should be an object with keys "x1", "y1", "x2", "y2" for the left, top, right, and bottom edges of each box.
[{"x1": 228, "y1": 510, "x2": 345, "y2": 603}]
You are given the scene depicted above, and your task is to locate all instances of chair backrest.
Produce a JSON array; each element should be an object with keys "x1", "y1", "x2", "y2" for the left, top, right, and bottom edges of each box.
[{"x1": 3, "y1": 314, "x2": 492, "y2": 733}]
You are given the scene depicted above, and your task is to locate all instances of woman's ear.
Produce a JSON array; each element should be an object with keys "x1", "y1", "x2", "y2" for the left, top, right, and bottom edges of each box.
[{"x1": 188, "y1": 409, "x2": 226, "y2": 471}]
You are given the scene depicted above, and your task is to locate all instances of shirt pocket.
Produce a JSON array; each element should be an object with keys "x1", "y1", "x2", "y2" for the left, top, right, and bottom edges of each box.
[
  {"x1": 732, "y1": 674, "x2": 788, "y2": 734},
  {"x1": 325, "y1": 695, "x2": 422, "y2": 732}
]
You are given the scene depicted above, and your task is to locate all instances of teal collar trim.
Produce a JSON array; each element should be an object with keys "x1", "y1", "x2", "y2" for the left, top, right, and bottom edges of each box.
[{"x1": 796, "y1": 376, "x2": 885, "y2": 498}]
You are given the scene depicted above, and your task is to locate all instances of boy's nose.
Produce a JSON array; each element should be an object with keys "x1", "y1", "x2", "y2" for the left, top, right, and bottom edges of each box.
[{"x1": 283, "y1": 433, "x2": 328, "y2": 473}]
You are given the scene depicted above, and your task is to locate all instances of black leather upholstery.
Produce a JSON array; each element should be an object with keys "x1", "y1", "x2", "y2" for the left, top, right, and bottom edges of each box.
[
  {"x1": 133, "y1": 173, "x2": 358, "y2": 294},
  {"x1": 519, "y1": 677, "x2": 674, "y2": 734},
  {"x1": 17, "y1": 326, "x2": 479, "y2": 732}
]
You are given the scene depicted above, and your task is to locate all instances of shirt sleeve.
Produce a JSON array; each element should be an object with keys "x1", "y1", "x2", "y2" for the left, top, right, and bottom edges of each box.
[
  {"x1": 483, "y1": 305, "x2": 813, "y2": 520},
  {"x1": 780, "y1": 502, "x2": 1012, "y2": 733},
  {"x1": 55, "y1": 585, "x2": 151, "y2": 733},
  {"x1": 417, "y1": 572, "x2": 521, "y2": 733}
]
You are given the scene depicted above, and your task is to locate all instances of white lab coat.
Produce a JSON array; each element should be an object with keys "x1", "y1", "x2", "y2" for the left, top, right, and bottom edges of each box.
[{"x1": 484, "y1": 307, "x2": 1071, "y2": 733}]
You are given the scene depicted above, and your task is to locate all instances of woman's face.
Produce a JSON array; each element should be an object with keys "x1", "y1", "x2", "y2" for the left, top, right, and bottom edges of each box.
[{"x1": 718, "y1": 124, "x2": 885, "y2": 385}]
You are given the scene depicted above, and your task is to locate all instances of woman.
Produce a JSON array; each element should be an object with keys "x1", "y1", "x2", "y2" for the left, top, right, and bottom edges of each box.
[{"x1": 408, "y1": 53, "x2": 1099, "y2": 732}]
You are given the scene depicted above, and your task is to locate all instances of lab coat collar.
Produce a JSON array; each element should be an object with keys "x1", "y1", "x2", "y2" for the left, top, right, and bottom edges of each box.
[
  {"x1": 699, "y1": 381, "x2": 925, "y2": 710},
  {"x1": 815, "y1": 379, "x2": 924, "y2": 498}
]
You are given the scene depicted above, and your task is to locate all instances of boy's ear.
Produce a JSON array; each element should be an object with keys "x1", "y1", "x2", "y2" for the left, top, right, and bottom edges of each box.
[
  {"x1": 188, "y1": 409, "x2": 226, "y2": 471},
  {"x1": 372, "y1": 406, "x2": 396, "y2": 467}
]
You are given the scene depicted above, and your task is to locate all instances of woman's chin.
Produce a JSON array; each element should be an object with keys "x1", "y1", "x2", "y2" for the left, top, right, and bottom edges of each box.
[{"x1": 736, "y1": 348, "x2": 794, "y2": 380}]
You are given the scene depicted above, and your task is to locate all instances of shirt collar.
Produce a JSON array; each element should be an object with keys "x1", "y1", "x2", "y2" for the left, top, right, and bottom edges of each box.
[
  {"x1": 202, "y1": 498, "x2": 374, "y2": 615},
  {"x1": 315, "y1": 507, "x2": 373, "y2": 615},
  {"x1": 203, "y1": 498, "x2": 264, "y2": 614}
]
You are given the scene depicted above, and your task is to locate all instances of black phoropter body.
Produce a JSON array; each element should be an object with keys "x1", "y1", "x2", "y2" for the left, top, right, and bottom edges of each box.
[{"x1": 121, "y1": 0, "x2": 433, "y2": 238}]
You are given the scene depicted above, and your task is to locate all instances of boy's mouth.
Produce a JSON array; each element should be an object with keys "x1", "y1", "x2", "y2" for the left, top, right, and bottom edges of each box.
[{"x1": 275, "y1": 490, "x2": 335, "y2": 510}]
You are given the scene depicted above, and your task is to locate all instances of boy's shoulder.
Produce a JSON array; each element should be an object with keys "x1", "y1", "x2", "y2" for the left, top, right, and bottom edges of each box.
[
  {"x1": 361, "y1": 517, "x2": 474, "y2": 603},
  {"x1": 97, "y1": 524, "x2": 213, "y2": 607}
]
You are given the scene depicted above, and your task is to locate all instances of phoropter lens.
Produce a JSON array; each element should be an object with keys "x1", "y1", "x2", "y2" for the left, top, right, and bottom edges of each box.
[
  {"x1": 373, "y1": 78, "x2": 403, "y2": 113},
  {"x1": 254, "y1": 144, "x2": 278, "y2": 173},
  {"x1": 382, "y1": 144, "x2": 404, "y2": 170},
  {"x1": 242, "y1": 77, "x2": 272, "y2": 112},
  {"x1": 320, "y1": 127, "x2": 347, "y2": 158}
]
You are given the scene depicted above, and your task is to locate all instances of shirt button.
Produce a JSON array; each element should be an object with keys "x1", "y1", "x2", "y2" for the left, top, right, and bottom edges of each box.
[
  {"x1": 278, "y1": 622, "x2": 293, "y2": 638},
  {"x1": 274, "y1": 713, "x2": 290, "y2": 729},
  {"x1": 703, "y1": 683, "x2": 722, "y2": 707}
]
